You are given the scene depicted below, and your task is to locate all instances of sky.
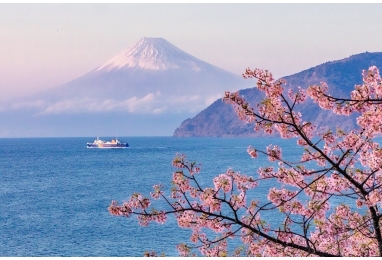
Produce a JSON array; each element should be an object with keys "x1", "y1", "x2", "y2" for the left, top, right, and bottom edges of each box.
[{"x1": 2, "y1": 3, "x2": 382, "y2": 101}]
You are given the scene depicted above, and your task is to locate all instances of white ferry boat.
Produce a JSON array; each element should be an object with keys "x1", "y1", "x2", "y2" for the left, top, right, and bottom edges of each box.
[{"x1": 87, "y1": 137, "x2": 129, "y2": 148}]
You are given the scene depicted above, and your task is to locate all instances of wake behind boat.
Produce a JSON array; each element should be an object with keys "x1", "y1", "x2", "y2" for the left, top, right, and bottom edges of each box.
[{"x1": 87, "y1": 137, "x2": 129, "y2": 148}]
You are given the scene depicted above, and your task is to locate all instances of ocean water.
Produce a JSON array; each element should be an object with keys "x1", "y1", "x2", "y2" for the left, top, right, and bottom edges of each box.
[{"x1": 0, "y1": 136, "x2": 308, "y2": 256}]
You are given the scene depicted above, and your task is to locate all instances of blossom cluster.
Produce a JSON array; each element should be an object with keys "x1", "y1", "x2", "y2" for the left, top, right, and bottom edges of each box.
[{"x1": 109, "y1": 66, "x2": 382, "y2": 257}]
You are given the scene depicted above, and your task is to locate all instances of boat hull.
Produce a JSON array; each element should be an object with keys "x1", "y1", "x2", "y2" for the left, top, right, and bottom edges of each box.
[
  {"x1": 86, "y1": 143, "x2": 129, "y2": 148},
  {"x1": 86, "y1": 138, "x2": 129, "y2": 148}
]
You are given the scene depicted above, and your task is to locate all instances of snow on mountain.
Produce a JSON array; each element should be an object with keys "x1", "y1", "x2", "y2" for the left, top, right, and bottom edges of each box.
[{"x1": 97, "y1": 37, "x2": 208, "y2": 72}]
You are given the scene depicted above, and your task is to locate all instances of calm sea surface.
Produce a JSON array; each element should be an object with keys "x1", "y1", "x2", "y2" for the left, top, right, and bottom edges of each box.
[{"x1": 0, "y1": 136, "x2": 312, "y2": 256}]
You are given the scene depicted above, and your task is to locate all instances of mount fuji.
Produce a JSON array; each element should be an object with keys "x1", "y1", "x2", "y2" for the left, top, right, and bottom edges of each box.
[{"x1": 0, "y1": 37, "x2": 251, "y2": 137}]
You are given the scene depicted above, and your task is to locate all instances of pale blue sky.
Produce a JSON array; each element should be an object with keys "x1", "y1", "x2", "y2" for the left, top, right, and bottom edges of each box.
[{"x1": 1, "y1": 3, "x2": 382, "y2": 100}]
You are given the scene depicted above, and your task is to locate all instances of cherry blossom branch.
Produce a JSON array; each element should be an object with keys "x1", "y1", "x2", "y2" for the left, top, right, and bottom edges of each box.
[{"x1": 109, "y1": 66, "x2": 382, "y2": 256}]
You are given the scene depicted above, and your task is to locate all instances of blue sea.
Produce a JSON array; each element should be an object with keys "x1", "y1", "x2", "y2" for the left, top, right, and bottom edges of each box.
[{"x1": 0, "y1": 136, "x2": 311, "y2": 256}]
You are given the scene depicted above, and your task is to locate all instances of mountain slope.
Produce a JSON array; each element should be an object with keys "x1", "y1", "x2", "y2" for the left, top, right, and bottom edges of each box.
[{"x1": 173, "y1": 52, "x2": 382, "y2": 137}]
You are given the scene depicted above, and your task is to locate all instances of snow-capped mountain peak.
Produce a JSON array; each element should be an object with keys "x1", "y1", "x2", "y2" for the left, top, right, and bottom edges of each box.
[{"x1": 97, "y1": 37, "x2": 205, "y2": 71}]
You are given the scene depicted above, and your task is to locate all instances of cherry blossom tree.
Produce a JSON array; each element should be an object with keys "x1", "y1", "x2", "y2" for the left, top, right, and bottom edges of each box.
[{"x1": 109, "y1": 66, "x2": 382, "y2": 256}]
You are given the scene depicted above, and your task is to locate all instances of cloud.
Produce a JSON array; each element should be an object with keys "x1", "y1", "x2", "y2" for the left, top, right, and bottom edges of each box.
[
  {"x1": 122, "y1": 92, "x2": 157, "y2": 113},
  {"x1": 9, "y1": 100, "x2": 48, "y2": 110},
  {"x1": 205, "y1": 93, "x2": 223, "y2": 106},
  {"x1": 152, "y1": 107, "x2": 168, "y2": 114},
  {"x1": 9, "y1": 92, "x2": 222, "y2": 116}
]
